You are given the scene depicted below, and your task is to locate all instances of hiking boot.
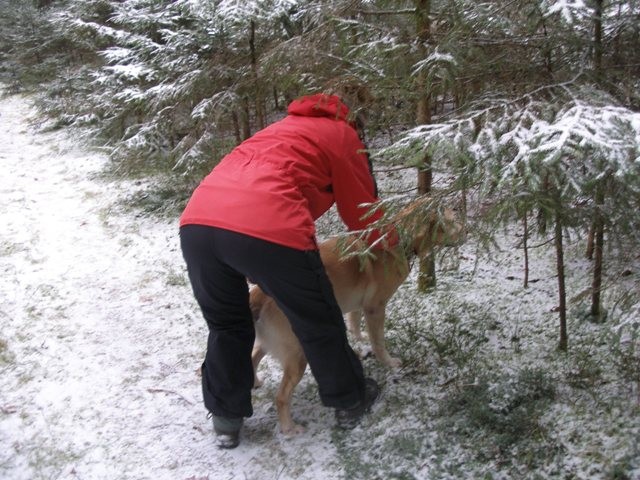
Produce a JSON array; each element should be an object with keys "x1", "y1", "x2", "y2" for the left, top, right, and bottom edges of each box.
[
  {"x1": 335, "y1": 378, "x2": 380, "y2": 430},
  {"x1": 211, "y1": 415, "x2": 243, "y2": 449}
]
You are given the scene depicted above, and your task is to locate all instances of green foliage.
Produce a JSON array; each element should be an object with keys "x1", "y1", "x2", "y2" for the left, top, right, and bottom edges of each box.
[
  {"x1": 2, "y1": 0, "x2": 639, "y2": 342},
  {"x1": 444, "y1": 367, "x2": 556, "y2": 453},
  {"x1": 564, "y1": 342, "x2": 605, "y2": 389},
  {"x1": 609, "y1": 320, "x2": 640, "y2": 385},
  {"x1": 0, "y1": 335, "x2": 14, "y2": 366},
  {"x1": 418, "y1": 308, "x2": 488, "y2": 371},
  {"x1": 3, "y1": 0, "x2": 639, "y2": 188}
]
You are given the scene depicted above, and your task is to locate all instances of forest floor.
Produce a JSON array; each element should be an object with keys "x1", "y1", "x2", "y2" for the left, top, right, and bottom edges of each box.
[{"x1": 1, "y1": 92, "x2": 639, "y2": 480}]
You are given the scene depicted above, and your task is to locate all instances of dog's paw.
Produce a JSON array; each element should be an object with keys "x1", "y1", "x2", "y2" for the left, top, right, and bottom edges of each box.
[
  {"x1": 371, "y1": 347, "x2": 402, "y2": 368},
  {"x1": 280, "y1": 423, "x2": 305, "y2": 437},
  {"x1": 376, "y1": 353, "x2": 401, "y2": 368},
  {"x1": 386, "y1": 356, "x2": 402, "y2": 369}
]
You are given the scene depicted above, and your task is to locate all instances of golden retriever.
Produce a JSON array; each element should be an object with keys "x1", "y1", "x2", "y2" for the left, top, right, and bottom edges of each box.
[{"x1": 250, "y1": 205, "x2": 464, "y2": 434}]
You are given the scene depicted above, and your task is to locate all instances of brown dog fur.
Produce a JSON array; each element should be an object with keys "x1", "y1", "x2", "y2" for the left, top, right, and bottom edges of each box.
[{"x1": 250, "y1": 206, "x2": 464, "y2": 434}]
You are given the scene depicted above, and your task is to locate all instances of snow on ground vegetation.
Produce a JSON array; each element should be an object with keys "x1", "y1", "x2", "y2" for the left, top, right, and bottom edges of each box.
[{"x1": 1, "y1": 92, "x2": 639, "y2": 479}]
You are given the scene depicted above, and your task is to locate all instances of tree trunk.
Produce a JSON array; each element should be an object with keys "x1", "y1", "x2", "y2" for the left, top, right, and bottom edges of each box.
[
  {"x1": 249, "y1": 20, "x2": 265, "y2": 131},
  {"x1": 231, "y1": 110, "x2": 241, "y2": 145},
  {"x1": 415, "y1": 0, "x2": 436, "y2": 292},
  {"x1": 554, "y1": 210, "x2": 568, "y2": 351},
  {"x1": 36, "y1": 0, "x2": 55, "y2": 9},
  {"x1": 241, "y1": 96, "x2": 251, "y2": 140},
  {"x1": 540, "y1": 18, "x2": 553, "y2": 79},
  {"x1": 590, "y1": 2, "x2": 605, "y2": 318},
  {"x1": 273, "y1": 86, "x2": 280, "y2": 111},
  {"x1": 417, "y1": 168, "x2": 436, "y2": 291},
  {"x1": 585, "y1": 222, "x2": 595, "y2": 259},
  {"x1": 593, "y1": 0, "x2": 604, "y2": 80},
  {"x1": 590, "y1": 183, "x2": 605, "y2": 319},
  {"x1": 523, "y1": 211, "x2": 529, "y2": 289}
]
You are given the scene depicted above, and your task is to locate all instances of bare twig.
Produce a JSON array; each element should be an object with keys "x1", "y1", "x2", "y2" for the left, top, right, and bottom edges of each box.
[{"x1": 147, "y1": 388, "x2": 194, "y2": 406}]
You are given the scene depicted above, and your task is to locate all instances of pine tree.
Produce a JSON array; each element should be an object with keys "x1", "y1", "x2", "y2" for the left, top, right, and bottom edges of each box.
[
  {"x1": 3, "y1": 0, "x2": 639, "y2": 349},
  {"x1": 376, "y1": 0, "x2": 640, "y2": 349}
]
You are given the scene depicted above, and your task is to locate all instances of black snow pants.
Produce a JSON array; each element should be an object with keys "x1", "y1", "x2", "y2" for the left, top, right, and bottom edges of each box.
[{"x1": 179, "y1": 224, "x2": 366, "y2": 418}]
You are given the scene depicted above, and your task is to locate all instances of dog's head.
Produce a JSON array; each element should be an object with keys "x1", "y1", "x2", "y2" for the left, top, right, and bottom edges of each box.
[{"x1": 397, "y1": 202, "x2": 465, "y2": 258}]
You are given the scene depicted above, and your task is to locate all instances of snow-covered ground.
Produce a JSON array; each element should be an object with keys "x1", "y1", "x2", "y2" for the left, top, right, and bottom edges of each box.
[
  {"x1": 1, "y1": 92, "x2": 639, "y2": 479},
  {"x1": 0, "y1": 93, "x2": 346, "y2": 479}
]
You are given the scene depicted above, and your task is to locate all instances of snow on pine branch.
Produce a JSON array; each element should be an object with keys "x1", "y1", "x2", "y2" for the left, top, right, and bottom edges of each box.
[
  {"x1": 104, "y1": 64, "x2": 155, "y2": 81},
  {"x1": 542, "y1": 0, "x2": 592, "y2": 24},
  {"x1": 411, "y1": 50, "x2": 458, "y2": 77},
  {"x1": 63, "y1": 18, "x2": 130, "y2": 43},
  {"x1": 191, "y1": 91, "x2": 238, "y2": 121},
  {"x1": 378, "y1": 84, "x2": 640, "y2": 197},
  {"x1": 213, "y1": 0, "x2": 303, "y2": 23}
]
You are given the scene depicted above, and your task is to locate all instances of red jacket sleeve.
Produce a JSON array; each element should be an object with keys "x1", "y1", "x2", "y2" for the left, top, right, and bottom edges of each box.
[{"x1": 329, "y1": 128, "x2": 397, "y2": 248}]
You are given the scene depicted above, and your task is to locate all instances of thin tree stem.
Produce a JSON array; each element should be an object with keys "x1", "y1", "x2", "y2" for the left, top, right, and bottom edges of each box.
[{"x1": 555, "y1": 210, "x2": 568, "y2": 351}]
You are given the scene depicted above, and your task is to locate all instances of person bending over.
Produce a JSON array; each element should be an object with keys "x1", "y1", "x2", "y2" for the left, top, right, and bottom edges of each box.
[{"x1": 180, "y1": 87, "x2": 394, "y2": 449}]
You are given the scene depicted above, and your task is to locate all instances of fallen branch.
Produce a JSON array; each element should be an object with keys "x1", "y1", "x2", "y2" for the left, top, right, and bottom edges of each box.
[
  {"x1": 147, "y1": 388, "x2": 194, "y2": 406},
  {"x1": 1, "y1": 404, "x2": 18, "y2": 414}
]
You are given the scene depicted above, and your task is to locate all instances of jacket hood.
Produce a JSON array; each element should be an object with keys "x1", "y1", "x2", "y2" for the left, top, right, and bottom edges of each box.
[{"x1": 287, "y1": 94, "x2": 353, "y2": 123}]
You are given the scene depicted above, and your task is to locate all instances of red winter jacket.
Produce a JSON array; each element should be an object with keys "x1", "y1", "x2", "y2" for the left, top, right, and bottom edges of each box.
[{"x1": 179, "y1": 94, "x2": 390, "y2": 250}]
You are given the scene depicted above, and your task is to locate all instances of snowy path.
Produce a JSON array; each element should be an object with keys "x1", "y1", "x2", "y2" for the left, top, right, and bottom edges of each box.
[{"x1": 0, "y1": 94, "x2": 343, "y2": 479}]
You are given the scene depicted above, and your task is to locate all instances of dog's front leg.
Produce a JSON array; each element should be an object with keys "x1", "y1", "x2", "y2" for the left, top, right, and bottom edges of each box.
[
  {"x1": 346, "y1": 310, "x2": 367, "y2": 341},
  {"x1": 364, "y1": 306, "x2": 401, "y2": 368}
]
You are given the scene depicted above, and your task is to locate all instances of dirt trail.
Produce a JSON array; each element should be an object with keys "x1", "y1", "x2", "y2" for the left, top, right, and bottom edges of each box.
[{"x1": 0, "y1": 94, "x2": 343, "y2": 480}]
